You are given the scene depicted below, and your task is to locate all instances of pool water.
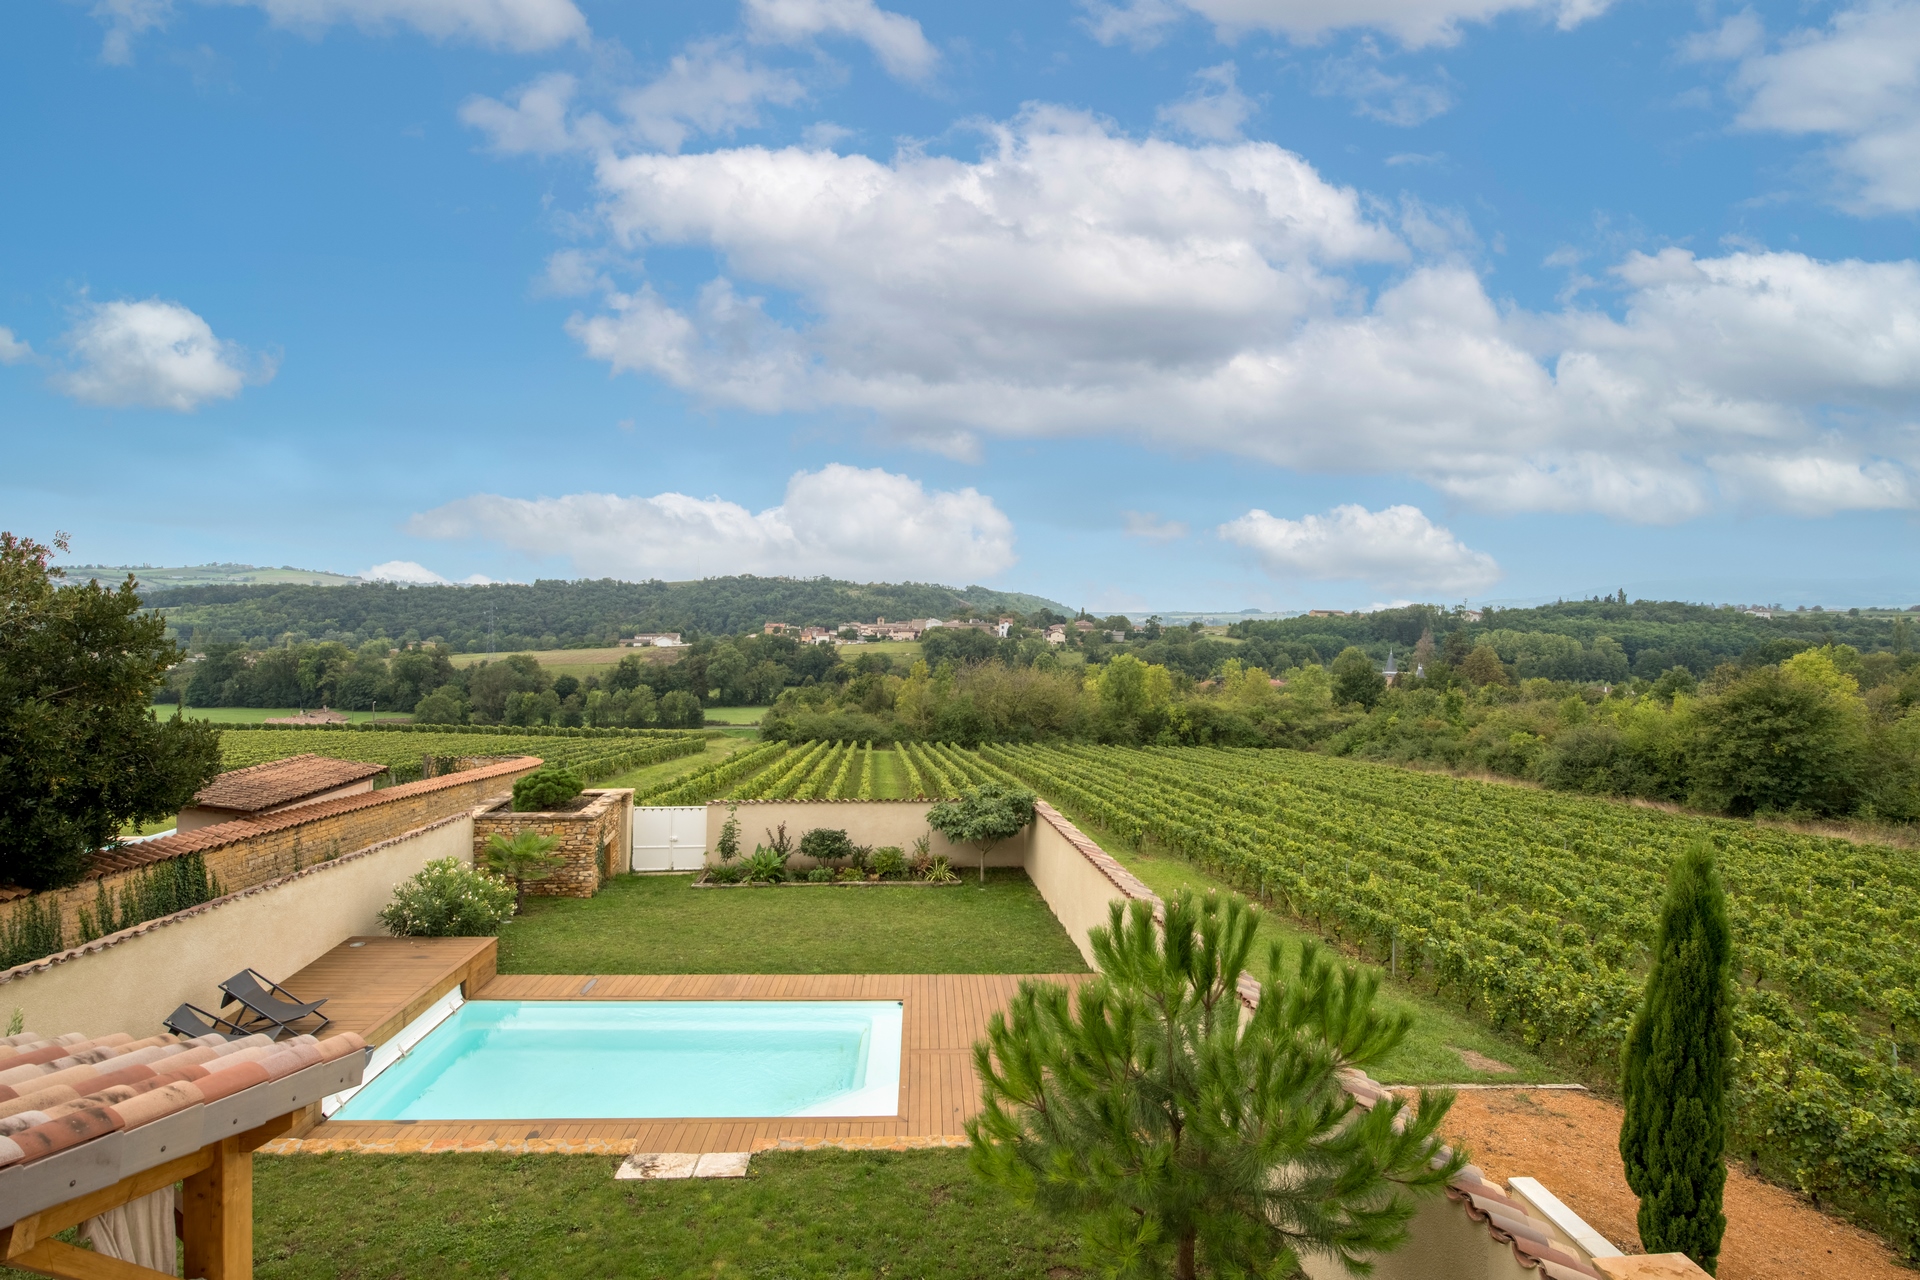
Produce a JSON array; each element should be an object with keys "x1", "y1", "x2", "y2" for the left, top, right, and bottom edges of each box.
[{"x1": 332, "y1": 1000, "x2": 904, "y2": 1121}]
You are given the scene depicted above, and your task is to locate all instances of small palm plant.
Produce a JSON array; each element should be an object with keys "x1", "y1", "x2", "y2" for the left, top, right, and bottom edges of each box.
[{"x1": 480, "y1": 829, "x2": 565, "y2": 913}]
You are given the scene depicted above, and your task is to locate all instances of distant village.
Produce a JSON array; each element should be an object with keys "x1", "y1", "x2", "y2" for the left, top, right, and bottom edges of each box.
[{"x1": 622, "y1": 617, "x2": 1131, "y2": 648}]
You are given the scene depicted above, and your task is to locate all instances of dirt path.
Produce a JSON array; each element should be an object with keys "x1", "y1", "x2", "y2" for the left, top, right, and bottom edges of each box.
[{"x1": 1412, "y1": 1088, "x2": 1911, "y2": 1280}]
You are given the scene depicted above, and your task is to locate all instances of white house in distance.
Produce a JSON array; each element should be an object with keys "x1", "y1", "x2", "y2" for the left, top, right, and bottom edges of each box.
[{"x1": 624, "y1": 633, "x2": 685, "y2": 648}]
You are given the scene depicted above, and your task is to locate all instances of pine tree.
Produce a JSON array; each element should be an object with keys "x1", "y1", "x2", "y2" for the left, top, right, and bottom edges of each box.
[
  {"x1": 1619, "y1": 842, "x2": 1734, "y2": 1273},
  {"x1": 969, "y1": 890, "x2": 1464, "y2": 1279}
]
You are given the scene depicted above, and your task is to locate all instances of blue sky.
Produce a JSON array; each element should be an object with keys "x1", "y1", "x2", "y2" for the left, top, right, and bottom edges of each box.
[{"x1": 5, "y1": 0, "x2": 1920, "y2": 612}]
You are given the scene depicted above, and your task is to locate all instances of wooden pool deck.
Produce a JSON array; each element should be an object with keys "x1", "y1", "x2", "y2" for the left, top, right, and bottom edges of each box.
[
  {"x1": 269, "y1": 966, "x2": 1089, "y2": 1155},
  {"x1": 287, "y1": 935, "x2": 498, "y2": 1048}
]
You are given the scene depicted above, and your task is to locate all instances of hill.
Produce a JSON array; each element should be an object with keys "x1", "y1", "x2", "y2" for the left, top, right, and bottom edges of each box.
[
  {"x1": 71, "y1": 562, "x2": 361, "y2": 589},
  {"x1": 1229, "y1": 597, "x2": 1919, "y2": 680},
  {"x1": 143, "y1": 576, "x2": 1070, "y2": 653}
]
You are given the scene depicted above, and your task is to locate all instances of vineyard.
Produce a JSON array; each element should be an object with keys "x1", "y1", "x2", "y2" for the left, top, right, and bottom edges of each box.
[
  {"x1": 913, "y1": 743, "x2": 1919, "y2": 1256},
  {"x1": 590, "y1": 735, "x2": 1920, "y2": 1248},
  {"x1": 218, "y1": 726, "x2": 707, "y2": 784}
]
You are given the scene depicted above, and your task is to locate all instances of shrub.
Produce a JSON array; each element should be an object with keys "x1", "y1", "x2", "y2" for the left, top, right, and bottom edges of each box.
[
  {"x1": 807, "y1": 867, "x2": 834, "y2": 883},
  {"x1": 740, "y1": 845, "x2": 790, "y2": 883},
  {"x1": 716, "y1": 805, "x2": 742, "y2": 862},
  {"x1": 921, "y1": 854, "x2": 958, "y2": 884},
  {"x1": 705, "y1": 862, "x2": 742, "y2": 885},
  {"x1": 479, "y1": 829, "x2": 565, "y2": 911},
  {"x1": 379, "y1": 858, "x2": 515, "y2": 937},
  {"x1": 870, "y1": 845, "x2": 909, "y2": 879},
  {"x1": 512, "y1": 766, "x2": 584, "y2": 812},
  {"x1": 798, "y1": 827, "x2": 855, "y2": 866}
]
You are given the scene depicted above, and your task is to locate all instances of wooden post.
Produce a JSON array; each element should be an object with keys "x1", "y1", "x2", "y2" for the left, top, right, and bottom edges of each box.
[{"x1": 181, "y1": 1137, "x2": 251, "y2": 1280}]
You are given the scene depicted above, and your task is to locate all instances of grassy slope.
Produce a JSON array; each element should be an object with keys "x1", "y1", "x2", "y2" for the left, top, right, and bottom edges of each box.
[
  {"x1": 1085, "y1": 838, "x2": 1559, "y2": 1087},
  {"x1": 598, "y1": 735, "x2": 750, "y2": 793},
  {"x1": 496, "y1": 870, "x2": 1088, "y2": 975},
  {"x1": 251, "y1": 1149, "x2": 1073, "y2": 1280}
]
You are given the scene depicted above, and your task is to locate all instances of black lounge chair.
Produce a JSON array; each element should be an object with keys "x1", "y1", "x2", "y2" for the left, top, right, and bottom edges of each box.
[
  {"x1": 217, "y1": 968, "x2": 331, "y2": 1036},
  {"x1": 162, "y1": 1002, "x2": 259, "y2": 1042}
]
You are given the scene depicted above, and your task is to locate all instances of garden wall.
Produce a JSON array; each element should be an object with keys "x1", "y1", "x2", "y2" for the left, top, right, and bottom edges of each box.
[
  {"x1": 0, "y1": 809, "x2": 481, "y2": 1040},
  {"x1": 699, "y1": 801, "x2": 1021, "y2": 870},
  {"x1": 473, "y1": 789, "x2": 633, "y2": 898},
  {"x1": 1021, "y1": 801, "x2": 1160, "y2": 968}
]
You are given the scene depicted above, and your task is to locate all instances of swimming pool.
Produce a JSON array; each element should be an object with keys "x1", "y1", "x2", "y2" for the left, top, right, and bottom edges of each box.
[{"x1": 331, "y1": 1000, "x2": 904, "y2": 1121}]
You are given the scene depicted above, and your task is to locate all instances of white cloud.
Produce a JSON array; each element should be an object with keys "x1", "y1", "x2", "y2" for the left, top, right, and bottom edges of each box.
[
  {"x1": 363, "y1": 560, "x2": 449, "y2": 584},
  {"x1": 618, "y1": 40, "x2": 809, "y2": 151},
  {"x1": 216, "y1": 0, "x2": 584, "y2": 50},
  {"x1": 361, "y1": 561, "x2": 498, "y2": 584},
  {"x1": 1123, "y1": 511, "x2": 1191, "y2": 541},
  {"x1": 461, "y1": 45, "x2": 807, "y2": 156},
  {"x1": 91, "y1": 0, "x2": 174, "y2": 64},
  {"x1": 1219, "y1": 503, "x2": 1501, "y2": 593},
  {"x1": 94, "y1": 0, "x2": 585, "y2": 60},
  {"x1": 408, "y1": 464, "x2": 1016, "y2": 581},
  {"x1": 744, "y1": 0, "x2": 937, "y2": 80},
  {"x1": 554, "y1": 107, "x2": 1920, "y2": 521},
  {"x1": 1315, "y1": 50, "x2": 1454, "y2": 125},
  {"x1": 56, "y1": 299, "x2": 269, "y2": 411},
  {"x1": 1083, "y1": 0, "x2": 1609, "y2": 50},
  {"x1": 1703, "y1": 1, "x2": 1920, "y2": 212},
  {"x1": 1157, "y1": 62, "x2": 1258, "y2": 140},
  {"x1": 0, "y1": 328, "x2": 31, "y2": 365}
]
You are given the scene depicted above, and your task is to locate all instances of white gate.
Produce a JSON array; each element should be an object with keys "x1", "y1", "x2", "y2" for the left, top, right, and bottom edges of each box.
[{"x1": 632, "y1": 806, "x2": 709, "y2": 872}]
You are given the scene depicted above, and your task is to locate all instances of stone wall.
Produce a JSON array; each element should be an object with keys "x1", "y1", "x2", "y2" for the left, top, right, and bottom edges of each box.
[
  {"x1": 473, "y1": 789, "x2": 633, "y2": 898},
  {"x1": 12, "y1": 757, "x2": 543, "y2": 944}
]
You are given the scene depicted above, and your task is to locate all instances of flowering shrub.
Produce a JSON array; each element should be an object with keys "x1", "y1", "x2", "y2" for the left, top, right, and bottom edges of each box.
[{"x1": 379, "y1": 858, "x2": 516, "y2": 937}]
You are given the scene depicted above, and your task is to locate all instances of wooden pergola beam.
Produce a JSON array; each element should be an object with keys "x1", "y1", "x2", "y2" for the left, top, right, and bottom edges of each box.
[{"x1": 0, "y1": 1112, "x2": 296, "y2": 1280}]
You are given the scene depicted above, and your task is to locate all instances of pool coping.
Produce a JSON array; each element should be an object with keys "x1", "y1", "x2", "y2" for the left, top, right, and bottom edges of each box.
[{"x1": 270, "y1": 972, "x2": 1089, "y2": 1155}]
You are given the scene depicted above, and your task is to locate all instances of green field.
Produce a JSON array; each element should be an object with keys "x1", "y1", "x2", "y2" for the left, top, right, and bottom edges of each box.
[
  {"x1": 446, "y1": 647, "x2": 668, "y2": 681},
  {"x1": 496, "y1": 870, "x2": 1088, "y2": 976},
  {"x1": 149, "y1": 706, "x2": 407, "y2": 724},
  {"x1": 700, "y1": 704, "x2": 772, "y2": 725}
]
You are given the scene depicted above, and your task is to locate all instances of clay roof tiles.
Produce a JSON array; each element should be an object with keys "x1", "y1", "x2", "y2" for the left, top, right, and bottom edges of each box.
[{"x1": 190, "y1": 754, "x2": 390, "y2": 814}]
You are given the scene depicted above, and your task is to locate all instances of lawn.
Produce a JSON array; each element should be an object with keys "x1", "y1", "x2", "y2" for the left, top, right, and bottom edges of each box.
[
  {"x1": 251, "y1": 1149, "x2": 1076, "y2": 1280},
  {"x1": 496, "y1": 870, "x2": 1089, "y2": 975}
]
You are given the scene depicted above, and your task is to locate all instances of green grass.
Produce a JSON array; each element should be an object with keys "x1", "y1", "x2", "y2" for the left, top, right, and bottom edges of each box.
[
  {"x1": 497, "y1": 870, "x2": 1089, "y2": 975},
  {"x1": 1095, "y1": 842, "x2": 1559, "y2": 1086},
  {"x1": 148, "y1": 706, "x2": 408, "y2": 724},
  {"x1": 701, "y1": 705, "x2": 773, "y2": 725},
  {"x1": 252, "y1": 1149, "x2": 1076, "y2": 1280},
  {"x1": 598, "y1": 735, "x2": 751, "y2": 792}
]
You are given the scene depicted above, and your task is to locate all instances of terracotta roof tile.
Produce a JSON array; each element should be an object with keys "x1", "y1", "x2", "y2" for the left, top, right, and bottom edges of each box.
[
  {"x1": 86, "y1": 756, "x2": 542, "y2": 877},
  {"x1": 190, "y1": 754, "x2": 390, "y2": 813}
]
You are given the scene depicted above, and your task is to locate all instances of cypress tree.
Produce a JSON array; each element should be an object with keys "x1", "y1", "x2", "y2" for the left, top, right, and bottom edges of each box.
[{"x1": 1619, "y1": 842, "x2": 1734, "y2": 1273}]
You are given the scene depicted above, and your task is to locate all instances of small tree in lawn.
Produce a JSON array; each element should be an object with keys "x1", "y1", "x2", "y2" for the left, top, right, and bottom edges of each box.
[
  {"x1": 925, "y1": 782, "x2": 1036, "y2": 885},
  {"x1": 480, "y1": 829, "x2": 565, "y2": 912},
  {"x1": 1620, "y1": 843, "x2": 1734, "y2": 1274},
  {"x1": 970, "y1": 890, "x2": 1464, "y2": 1280}
]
